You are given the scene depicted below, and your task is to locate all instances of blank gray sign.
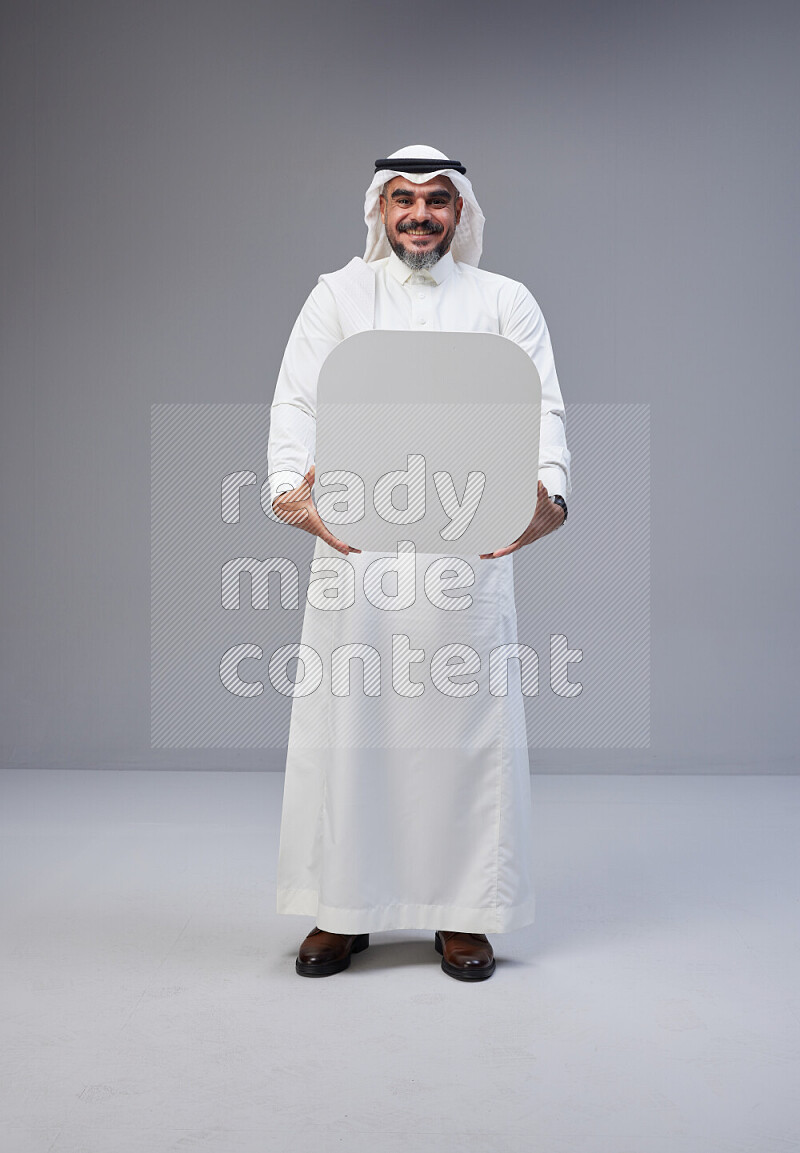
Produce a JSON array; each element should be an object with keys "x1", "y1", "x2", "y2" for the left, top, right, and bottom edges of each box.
[{"x1": 315, "y1": 331, "x2": 542, "y2": 556}]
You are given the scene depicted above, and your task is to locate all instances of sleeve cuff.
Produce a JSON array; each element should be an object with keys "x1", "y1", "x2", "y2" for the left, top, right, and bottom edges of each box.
[
  {"x1": 538, "y1": 466, "x2": 568, "y2": 501},
  {"x1": 269, "y1": 468, "x2": 308, "y2": 506}
]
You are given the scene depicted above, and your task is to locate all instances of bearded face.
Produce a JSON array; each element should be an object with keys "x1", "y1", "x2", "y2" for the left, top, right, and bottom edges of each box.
[{"x1": 379, "y1": 175, "x2": 462, "y2": 270}]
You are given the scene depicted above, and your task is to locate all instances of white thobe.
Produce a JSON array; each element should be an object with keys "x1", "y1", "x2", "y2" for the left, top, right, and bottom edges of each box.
[{"x1": 268, "y1": 249, "x2": 571, "y2": 934}]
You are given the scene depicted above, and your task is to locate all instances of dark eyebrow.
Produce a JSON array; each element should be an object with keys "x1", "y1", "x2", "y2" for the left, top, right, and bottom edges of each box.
[{"x1": 390, "y1": 187, "x2": 453, "y2": 201}]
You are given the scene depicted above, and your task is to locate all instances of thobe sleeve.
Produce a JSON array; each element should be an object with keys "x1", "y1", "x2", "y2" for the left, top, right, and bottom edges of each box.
[
  {"x1": 267, "y1": 281, "x2": 344, "y2": 506},
  {"x1": 501, "y1": 283, "x2": 572, "y2": 499}
]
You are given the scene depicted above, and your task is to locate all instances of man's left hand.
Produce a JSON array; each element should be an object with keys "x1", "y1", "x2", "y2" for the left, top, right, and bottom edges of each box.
[{"x1": 479, "y1": 481, "x2": 565, "y2": 560}]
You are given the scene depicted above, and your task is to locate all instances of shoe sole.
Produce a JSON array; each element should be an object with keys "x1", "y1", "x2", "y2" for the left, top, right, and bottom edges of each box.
[
  {"x1": 434, "y1": 930, "x2": 496, "y2": 981},
  {"x1": 295, "y1": 933, "x2": 370, "y2": 977}
]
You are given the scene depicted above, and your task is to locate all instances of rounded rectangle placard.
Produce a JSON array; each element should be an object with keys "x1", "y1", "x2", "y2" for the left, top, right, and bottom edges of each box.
[{"x1": 315, "y1": 331, "x2": 541, "y2": 556}]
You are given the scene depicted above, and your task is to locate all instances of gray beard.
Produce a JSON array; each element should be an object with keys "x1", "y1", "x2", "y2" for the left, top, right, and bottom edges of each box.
[
  {"x1": 391, "y1": 242, "x2": 443, "y2": 271},
  {"x1": 387, "y1": 222, "x2": 452, "y2": 270}
]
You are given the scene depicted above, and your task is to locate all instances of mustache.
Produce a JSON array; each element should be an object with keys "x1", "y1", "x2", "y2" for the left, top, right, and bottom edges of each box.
[{"x1": 396, "y1": 220, "x2": 445, "y2": 235}]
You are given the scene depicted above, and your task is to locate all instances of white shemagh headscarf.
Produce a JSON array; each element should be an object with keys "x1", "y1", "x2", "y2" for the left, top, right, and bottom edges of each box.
[{"x1": 363, "y1": 144, "x2": 485, "y2": 267}]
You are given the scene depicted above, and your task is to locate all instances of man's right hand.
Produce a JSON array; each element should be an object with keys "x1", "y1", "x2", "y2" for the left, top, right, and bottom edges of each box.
[{"x1": 271, "y1": 465, "x2": 361, "y2": 556}]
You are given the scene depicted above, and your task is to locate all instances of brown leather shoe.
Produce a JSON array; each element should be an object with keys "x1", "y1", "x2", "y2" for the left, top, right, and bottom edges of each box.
[
  {"x1": 295, "y1": 926, "x2": 370, "y2": 977},
  {"x1": 435, "y1": 930, "x2": 496, "y2": 981}
]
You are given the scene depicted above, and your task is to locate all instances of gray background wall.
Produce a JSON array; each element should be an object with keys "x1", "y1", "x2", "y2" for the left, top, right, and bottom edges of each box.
[{"x1": 1, "y1": 0, "x2": 797, "y2": 772}]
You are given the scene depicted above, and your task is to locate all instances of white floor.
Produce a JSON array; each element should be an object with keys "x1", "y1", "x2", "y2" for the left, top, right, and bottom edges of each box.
[{"x1": 1, "y1": 770, "x2": 799, "y2": 1153}]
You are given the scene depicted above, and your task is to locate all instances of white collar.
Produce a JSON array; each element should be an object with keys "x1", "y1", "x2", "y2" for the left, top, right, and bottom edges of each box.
[{"x1": 386, "y1": 249, "x2": 455, "y2": 286}]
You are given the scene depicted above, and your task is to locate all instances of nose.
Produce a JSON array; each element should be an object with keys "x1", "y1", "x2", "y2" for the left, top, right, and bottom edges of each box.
[{"x1": 411, "y1": 196, "x2": 430, "y2": 221}]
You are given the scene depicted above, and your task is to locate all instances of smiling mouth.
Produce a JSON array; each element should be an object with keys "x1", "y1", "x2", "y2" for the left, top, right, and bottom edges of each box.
[{"x1": 398, "y1": 222, "x2": 443, "y2": 239}]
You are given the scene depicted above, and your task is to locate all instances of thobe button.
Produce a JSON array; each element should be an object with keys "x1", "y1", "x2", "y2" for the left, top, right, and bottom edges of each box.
[
  {"x1": 419, "y1": 317, "x2": 427, "y2": 325},
  {"x1": 417, "y1": 291, "x2": 425, "y2": 300}
]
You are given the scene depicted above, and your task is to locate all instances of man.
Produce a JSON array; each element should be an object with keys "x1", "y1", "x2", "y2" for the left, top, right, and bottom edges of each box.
[{"x1": 268, "y1": 145, "x2": 571, "y2": 981}]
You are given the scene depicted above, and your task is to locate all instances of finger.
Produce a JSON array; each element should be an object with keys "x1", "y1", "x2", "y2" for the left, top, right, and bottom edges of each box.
[
  {"x1": 335, "y1": 539, "x2": 362, "y2": 554},
  {"x1": 320, "y1": 529, "x2": 350, "y2": 554},
  {"x1": 490, "y1": 542, "x2": 522, "y2": 558},
  {"x1": 308, "y1": 517, "x2": 341, "y2": 550},
  {"x1": 311, "y1": 516, "x2": 353, "y2": 556},
  {"x1": 480, "y1": 528, "x2": 524, "y2": 558}
]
